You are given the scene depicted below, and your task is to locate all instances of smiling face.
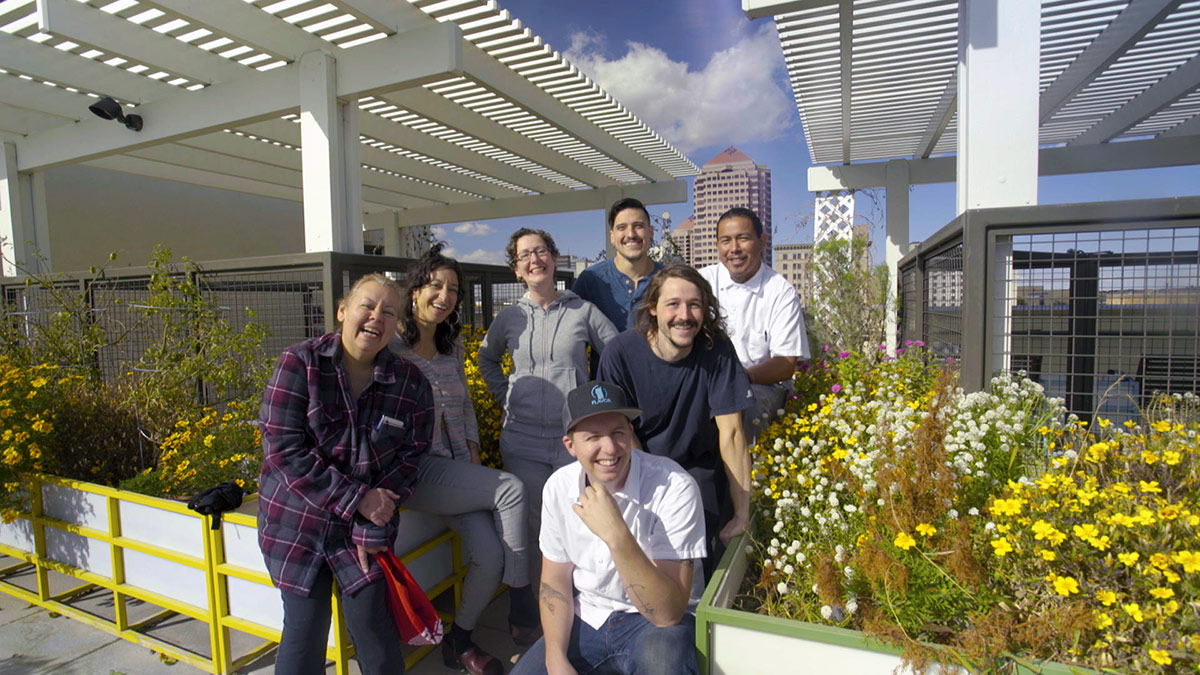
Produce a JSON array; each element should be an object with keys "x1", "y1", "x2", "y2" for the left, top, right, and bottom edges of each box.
[
  {"x1": 649, "y1": 276, "x2": 705, "y2": 359},
  {"x1": 337, "y1": 280, "x2": 401, "y2": 363},
  {"x1": 563, "y1": 411, "x2": 634, "y2": 492},
  {"x1": 514, "y1": 233, "x2": 556, "y2": 287},
  {"x1": 716, "y1": 214, "x2": 765, "y2": 283},
  {"x1": 412, "y1": 266, "x2": 460, "y2": 327},
  {"x1": 609, "y1": 206, "x2": 652, "y2": 264}
]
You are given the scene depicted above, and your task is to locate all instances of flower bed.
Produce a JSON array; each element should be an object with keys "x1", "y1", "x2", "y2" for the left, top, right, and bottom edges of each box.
[{"x1": 742, "y1": 345, "x2": 1198, "y2": 673}]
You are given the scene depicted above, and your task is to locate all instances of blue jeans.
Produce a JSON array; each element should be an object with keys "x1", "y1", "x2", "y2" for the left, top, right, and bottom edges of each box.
[{"x1": 511, "y1": 612, "x2": 697, "y2": 675}]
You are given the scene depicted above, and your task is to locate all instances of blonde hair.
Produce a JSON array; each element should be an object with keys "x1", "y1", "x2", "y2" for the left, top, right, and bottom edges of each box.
[{"x1": 338, "y1": 272, "x2": 404, "y2": 316}]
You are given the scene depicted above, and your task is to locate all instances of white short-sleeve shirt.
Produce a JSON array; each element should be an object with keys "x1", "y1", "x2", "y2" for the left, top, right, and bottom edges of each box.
[
  {"x1": 540, "y1": 450, "x2": 707, "y2": 629},
  {"x1": 700, "y1": 262, "x2": 810, "y2": 368}
]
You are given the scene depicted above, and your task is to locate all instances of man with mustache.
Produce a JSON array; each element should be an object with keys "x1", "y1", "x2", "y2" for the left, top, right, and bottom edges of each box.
[
  {"x1": 596, "y1": 264, "x2": 752, "y2": 579},
  {"x1": 700, "y1": 207, "x2": 809, "y2": 445},
  {"x1": 572, "y1": 198, "x2": 664, "y2": 330}
]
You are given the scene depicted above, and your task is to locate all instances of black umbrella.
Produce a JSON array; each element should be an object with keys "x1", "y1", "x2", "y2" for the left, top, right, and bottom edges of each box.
[{"x1": 187, "y1": 481, "x2": 245, "y2": 530}]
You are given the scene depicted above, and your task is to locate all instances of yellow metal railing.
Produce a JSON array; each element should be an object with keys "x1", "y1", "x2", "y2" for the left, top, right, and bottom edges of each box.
[{"x1": 0, "y1": 475, "x2": 465, "y2": 674}]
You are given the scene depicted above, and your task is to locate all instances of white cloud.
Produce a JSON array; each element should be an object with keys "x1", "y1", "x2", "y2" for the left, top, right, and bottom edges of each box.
[
  {"x1": 454, "y1": 222, "x2": 495, "y2": 236},
  {"x1": 430, "y1": 225, "x2": 447, "y2": 239},
  {"x1": 457, "y1": 248, "x2": 508, "y2": 265},
  {"x1": 565, "y1": 24, "x2": 794, "y2": 154}
]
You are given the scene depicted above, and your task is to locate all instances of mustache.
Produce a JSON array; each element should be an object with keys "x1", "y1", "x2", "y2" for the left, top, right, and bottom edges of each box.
[{"x1": 668, "y1": 319, "x2": 698, "y2": 330}]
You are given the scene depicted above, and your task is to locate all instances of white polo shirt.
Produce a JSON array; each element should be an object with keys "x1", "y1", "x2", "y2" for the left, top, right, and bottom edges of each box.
[
  {"x1": 540, "y1": 449, "x2": 707, "y2": 629},
  {"x1": 700, "y1": 262, "x2": 810, "y2": 368}
]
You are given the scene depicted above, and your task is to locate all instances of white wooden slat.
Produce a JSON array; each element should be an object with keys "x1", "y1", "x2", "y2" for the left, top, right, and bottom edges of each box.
[
  {"x1": 141, "y1": 0, "x2": 330, "y2": 61},
  {"x1": 0, "y1": 32, "x2": 179, "y2": 103}
]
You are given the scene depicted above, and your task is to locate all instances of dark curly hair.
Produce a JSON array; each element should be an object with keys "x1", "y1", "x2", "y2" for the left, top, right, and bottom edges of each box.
[
  {"x1": 399, "y1": 242, "x2": 465, "y2": 355},
  {"x1": 505, "y1": 227, "x2": 560, "y2": 285},
  {"x1": 633, "y1": 263, "x2": 728, "y2": 350}
]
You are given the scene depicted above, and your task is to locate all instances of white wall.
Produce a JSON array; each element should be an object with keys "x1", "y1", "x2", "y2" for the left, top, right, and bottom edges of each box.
[{"x1": 44, "y1": 165, "x2": 304, "y2": 272}]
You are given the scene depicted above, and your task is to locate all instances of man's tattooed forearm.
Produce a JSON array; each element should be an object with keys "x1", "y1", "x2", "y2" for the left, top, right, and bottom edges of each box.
[
  {"x1": 624, "y1": 584, "x2": 655, "y2": 618},
  {"x1": 540, "y1": 582, "x2": 570, "y2": 615}
]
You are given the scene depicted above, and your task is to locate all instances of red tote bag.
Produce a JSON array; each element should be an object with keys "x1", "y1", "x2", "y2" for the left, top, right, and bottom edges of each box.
[{"x1": 375, "y1": 550, "x2": 444, "y2": 646}]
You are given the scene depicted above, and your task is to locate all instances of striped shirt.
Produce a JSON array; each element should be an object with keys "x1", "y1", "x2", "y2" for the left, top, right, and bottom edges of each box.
[
  {"x1": 257, "y1": 332, "x2": 433, "y2": 595},
  {"x1": 390, "y1": 338, "x2": 479, "y2": 462}
]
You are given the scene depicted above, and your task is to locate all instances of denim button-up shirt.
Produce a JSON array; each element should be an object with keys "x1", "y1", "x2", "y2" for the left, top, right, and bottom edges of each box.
[
  {"x1": 571, "y1": 258, "x2": 663, "y2": 330},
  {"x1": 258, "y1": 332, "x2": 433, "y2": 596}
]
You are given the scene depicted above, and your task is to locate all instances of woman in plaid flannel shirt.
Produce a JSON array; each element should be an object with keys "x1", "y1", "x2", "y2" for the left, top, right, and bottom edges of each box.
[{"x1": 258, "y1": 273, "x2": 433, "y2": 674}]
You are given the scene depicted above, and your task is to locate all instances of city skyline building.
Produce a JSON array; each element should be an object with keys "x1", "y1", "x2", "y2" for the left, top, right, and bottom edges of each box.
[{"x1": 681, "y1": 146, "x2": 773, "y2": 268}]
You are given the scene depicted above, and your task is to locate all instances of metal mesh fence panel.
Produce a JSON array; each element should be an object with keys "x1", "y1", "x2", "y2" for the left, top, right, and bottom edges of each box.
[
  {"x1": 923, "y1": 243, "x2": 964, "y2": 359},
  {"x1": 899, "y1": 263, "x2": 919, "y2": 345},
  {"x1": 999, "y1": 226, "x2": 1200, "y2": 421}
]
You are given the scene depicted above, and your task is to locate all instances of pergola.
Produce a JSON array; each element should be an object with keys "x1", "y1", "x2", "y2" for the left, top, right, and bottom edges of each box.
[
  {"x1": 0, "y1": 0, "x2": 698, "y2": 274},
  {"x1": 745, "y1": 0, "x2": 1200, "y2": 346}
]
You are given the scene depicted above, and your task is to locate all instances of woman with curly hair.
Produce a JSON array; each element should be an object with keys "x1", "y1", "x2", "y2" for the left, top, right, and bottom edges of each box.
[
  {"x1": 477, "y1": 227, "x2": 618, "y2": 642},
  {"x1": 393, "y1": 244, "x2": 529, "y2": 675}
]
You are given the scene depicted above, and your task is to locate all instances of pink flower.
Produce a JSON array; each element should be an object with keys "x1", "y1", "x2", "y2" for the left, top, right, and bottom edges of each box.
[
  {"x1": 822, "y1": 344, "x2": 831, "y2": 352},
  {"x1": 838, "y1": 351, "x2": 850, "y2": 358},
  {"x1": 831, "y1": 384, "x2": 843, "y2": 394},
  {"x1": 904, "y1": 340, "x2": 913, "y2": 347},
  {"x1": 896, "y1": 348, "x2": 905, "y2": 355},
  {"x1": 915, "y1": 341, "x2": 926, "y2": 347}
]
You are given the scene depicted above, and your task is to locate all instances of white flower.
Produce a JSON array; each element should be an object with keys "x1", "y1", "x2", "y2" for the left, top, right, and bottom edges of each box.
[
  {"x1": 820, "y1": 605, "x2": 833, "y2": 620},
  {"x1": 783, "y1": 564, "x2": 794, "y2": 575},
  {"x1": 846, "y1": 598, "x2": 858, "y2": 614},
  {"x1": 968, "y1": 507, "x2": 979, "y2": 516},
  {"x1": 777, "y1": 582, "x2": 789, "y2": 594}
]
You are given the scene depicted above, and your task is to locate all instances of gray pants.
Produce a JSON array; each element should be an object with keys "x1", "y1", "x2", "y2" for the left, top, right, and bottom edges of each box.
[
  {"x1": 500, "y1": 428, "x2": 574, "y2": 589},
  {"x1": 404, "y1": 454, "x2": 529, "y2": 630},
  {"x1": 742, "y1": 383, "x2": 789, "y2": 448}
]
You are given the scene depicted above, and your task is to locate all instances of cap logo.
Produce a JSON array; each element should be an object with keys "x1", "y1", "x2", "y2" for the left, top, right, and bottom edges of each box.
[{"x1": 590, "y1": 385, "x2": 611, "y2": 406}]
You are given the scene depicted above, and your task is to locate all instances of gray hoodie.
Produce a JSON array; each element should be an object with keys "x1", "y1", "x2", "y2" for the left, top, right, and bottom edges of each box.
[{"x1": 477, "y1": 290, "x2": 617, "y2": 437}]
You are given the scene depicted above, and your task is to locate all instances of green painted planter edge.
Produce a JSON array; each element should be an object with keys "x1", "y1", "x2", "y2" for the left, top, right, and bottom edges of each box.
[{"x1": 695, "y1": 528, "x2": 1108, "y2": 675}]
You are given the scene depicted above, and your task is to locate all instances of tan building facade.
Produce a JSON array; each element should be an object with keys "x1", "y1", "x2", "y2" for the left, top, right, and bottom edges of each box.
[{"x1": 687, "y1": 147, "x2": 772, "y2": 268}]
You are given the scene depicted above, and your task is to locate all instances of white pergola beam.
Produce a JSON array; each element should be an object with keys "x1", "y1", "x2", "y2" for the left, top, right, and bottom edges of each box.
[
  {"x1": 337, "y1": 0, "x2": 432, "y2": 34},
  {"x1": 1039, "y1": 0, "x2": 1181, "y2": 124},
  {"x1": 0, "y1": 76, "x2": 90, "y2": 123},
  {"x1": 358, "y1": 143, "x2": 514, "y2": 200},
  {"x1": 460, "y1": 43, "x2": 672, "y2": 182},
  {"x1": 141, "y1": 0, "x2": 332, "y2": 61},
  {"x1": 398, "y1": 178, "x2": 687, "y2": 227},
  {"x1": 742, "y1": 0, "x2": 830, "y2": 21},
  {"x1": 84, "y1": 153, "x2": 303, "y2": 202},
  {"x1": 300, "y1": 51, "x2": 357, "y2": 253},
  {"x1": 14, "y1": 22, "x2": 463, "y2": 172},
  {"x1": 0, "y1": 102, "x2": 74, "y2": 136},
  {"x1": 808, "y1": 135, "x2": 1200, "y2": 190},
  {"x1": 0, "y1": 32, "x2": 179, "y2": 105},
  {"x1": 388, "y1": 87, "x2": 614, "y2": 187},
  {"x1": 956, "y1": 0, "x2": 1039, "y2": 213},
  {"x1": 1069, "y1": 52, "x2": 1200, "y2": 146},
  {"x1": 914, "y1": 72, "x2": 955, "y2": 159},
  {"x1": 37, "y1": 0, "x2": 250, "y2": 86},
  {"x1": 1, "y1": 141, "x2": 49, "y2": 275},
  {"x1": 356, "y1": 109, "x2": 561, "y2": 194}
]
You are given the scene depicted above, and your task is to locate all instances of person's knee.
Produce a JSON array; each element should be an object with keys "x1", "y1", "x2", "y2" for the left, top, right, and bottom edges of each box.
[
  {"x1": 496, "y1": 470, "x2": 527, "y2": 509},
  {"x1": 631, "y1": 622, "x2": 697, "y2": 675}
]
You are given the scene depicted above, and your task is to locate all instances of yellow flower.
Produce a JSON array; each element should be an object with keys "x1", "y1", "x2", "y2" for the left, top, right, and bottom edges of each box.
[
  {"x1": 1086, "y1": 442, "x2": 1109, "y2": 462},
  {"x1": 1150, "y1": 553, "x2": 1172, "y2": 570},
  {"x1": 1175, "y1": 550, "x2": 1200, "y2": 573},
  {"x1": 1147, "y1": 649, "x2": 1171, "y2": 666},
  {"x1": 1123, "y1": 603, "x2": 1144, "y2": 622},
  {"x1": 990, "y1": 498, "x2": 1024, "y2": 517},
  {"x1": 1073, "y1": 523, "x2": 1100, "y2": 540},
  {"x1": 1039, "y1": 549, "x2": 1057, "y2": 561},
  {"x1": 1149, "y1": 587, "x2": 1174, "y2": 600},
  {"x1": 1052, "y1": 575, "x2": 1080, "y2": 596},
  {"x1": 1138, "y1": 480, "x2": 1162, "y2": 494},
  {"x1": 1094, "y1": 612, "x2": 1113, "y2": 629},
  {"x1": 915, "y1": 523, "x2": 936, "y2": 537},
  {"x1": 1158, "y1": 504, "x2": 1181, "y2": 520},
  {"x1": 1097, "y1": 417, "x2": 1111, "y2": 428},
  {"x1": 893, "y1": 532, "x2": 916, "y2": 551},
  {"x1": 990, "y1": 538, "x2": 1013, "y2": 557},
  {"x1": 1162, "y1": 450, "x2": 1182, "y2": 465},
  {"x1": 1151, "y1": 420, "x2": 1172, "y2": 433},
  {"x1": 1141, "y1": 450, "x2": 1159, "y2": 465},
  {"x1": 1118, "y1": 551, "x2": 1140, "y2": 567},
  {"x1": 30, "y1": 377, "x2": 47, "y2": 388},
  {"x1": 1095, "y1": 589, "x2": 1116, "y2": 606}
]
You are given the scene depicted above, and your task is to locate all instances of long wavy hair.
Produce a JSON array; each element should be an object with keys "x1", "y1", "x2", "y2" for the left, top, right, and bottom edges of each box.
[
  {"x1": 633, "y1": 263, "x2": 728, "y2": 349},
  {"x1": 399, "y1": 242, "x2": 465, "y2": 355}
]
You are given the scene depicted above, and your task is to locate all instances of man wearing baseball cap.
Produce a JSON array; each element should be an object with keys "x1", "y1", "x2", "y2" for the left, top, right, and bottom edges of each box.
[{"x1": 511, "y1": 380, "x2": 705, "y2": 675}]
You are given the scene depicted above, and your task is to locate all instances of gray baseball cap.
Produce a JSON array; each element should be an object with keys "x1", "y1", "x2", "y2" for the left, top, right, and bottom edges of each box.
[{"x1": 562, "y1": 380, "x2": 642, "y2": 434}]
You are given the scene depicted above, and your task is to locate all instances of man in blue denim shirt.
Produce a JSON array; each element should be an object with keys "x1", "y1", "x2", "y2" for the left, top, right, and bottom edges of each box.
[{"x1": 572, "y1": 198, "x2": 663, "y2": 330}]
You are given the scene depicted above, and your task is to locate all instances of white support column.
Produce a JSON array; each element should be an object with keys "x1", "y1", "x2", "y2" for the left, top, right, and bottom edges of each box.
[
  {"x1": 956, "y1": 0, "x2": 1039, "y2": 214},
  {"x1": 0, "y1": 142, "x2": 50, "y2": 275},
  {"x1": 299, "y1": 51, "x2": 361, "y2": 253},
  {"x1": 884, "y1": 159, "x2": 910, "y2": 353}
]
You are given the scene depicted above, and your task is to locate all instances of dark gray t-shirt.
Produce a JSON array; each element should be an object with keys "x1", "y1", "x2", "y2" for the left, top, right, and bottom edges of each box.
[{"x1": 597, "y1": 329, "x2": 752, "y2": 520}]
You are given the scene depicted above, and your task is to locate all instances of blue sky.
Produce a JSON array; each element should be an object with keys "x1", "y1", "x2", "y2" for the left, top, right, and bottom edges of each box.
[{"x1": 434, "y1": 1, "x2": 1200, "y2": 265}]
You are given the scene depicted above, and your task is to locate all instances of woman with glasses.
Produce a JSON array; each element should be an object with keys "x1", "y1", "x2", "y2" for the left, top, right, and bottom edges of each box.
[{"x1": 478, "y1": 227, "x2": 617, "y2": 643}]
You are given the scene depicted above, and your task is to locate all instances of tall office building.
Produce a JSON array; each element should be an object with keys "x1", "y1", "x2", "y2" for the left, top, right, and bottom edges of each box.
[
  {"x1": 668, "y1": 217, "x2": 695, "y2": 265},
  {"x1": 688, "y1": 147, "x2": 772, "y2": 268}
]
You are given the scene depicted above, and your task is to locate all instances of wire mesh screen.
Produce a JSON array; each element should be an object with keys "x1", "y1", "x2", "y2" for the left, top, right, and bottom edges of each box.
[
  {"x1": 999, "y1": 227, "x2": 1200, "y2": 422},
  {"x1": 201, "y1": 267, "x2": 326, "y2": 359},
  {"x1": 923, "y1": 243, "x2": 964, "y2": 359},
  {"x1": 899, "y1": 263, "x2": 919, "y2": 345}
]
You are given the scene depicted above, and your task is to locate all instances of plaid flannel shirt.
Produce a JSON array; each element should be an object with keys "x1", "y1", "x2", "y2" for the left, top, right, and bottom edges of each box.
[{"x1": 257, "y1": 332, "x2": 433, "y2": 596}]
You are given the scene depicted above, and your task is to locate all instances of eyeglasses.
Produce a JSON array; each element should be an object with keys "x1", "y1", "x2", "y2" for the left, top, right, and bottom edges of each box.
[{"x1": 516, "y1": 246, "x2": 551, "y2": 262}]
